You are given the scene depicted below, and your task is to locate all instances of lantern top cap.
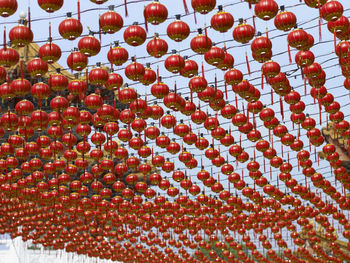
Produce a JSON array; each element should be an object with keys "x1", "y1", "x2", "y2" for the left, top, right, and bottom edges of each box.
[
  {"x1": 175, "y1": 14, "x2": 181, "y2": 20},
  {"x1": 218, "y1": 5, "x2": 223, "y2": 11},
  {"x1": 66, "y1": 12, "x2": 72, "y2": 18}
]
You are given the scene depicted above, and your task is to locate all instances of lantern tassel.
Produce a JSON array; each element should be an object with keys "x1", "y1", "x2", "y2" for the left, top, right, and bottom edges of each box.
[
  {"x1": 124, "y1": 0, "x2": 128, "y2": 17},
  {"x1": 193, "y1": 11, "x2": 197, "y2": 24},
  {"x1": 144, "y1": 13, "x2": 148, "y2": 32},
  {"x1": 224, "y1": 81, "x2": 228, "y2": 100},
  {"x1": 214, "y1": 74, "x2": 217, "y2": 91},
  {"x1": 252, "y1": 15, "x2": 256, "y2": 33},
  {"x1": 157, "y1": 65, "x2": 160, "y2": 83},
  {"x1": 3, "y1": 27, "x2": 6, "y2": 50},
  {"x1": 153, "y1": 35, "x2": 157, "y2": 57},
  {"x1": 270, "y1": 89, "x2": 274, "y2": 104},
  {"x1": 183, "y1": 0, "x2": 189, "y2": 14},
  {"x1": 190, "y1": 86, "x2": 193, "y2": 102},
  {"x1": 245, "y1": 52, "x2": 251, "y2": 75},
  {"x1": 28, "y1": 7, "x2": 31, "y2": 30},
  {"x1": 77, "y1": 0, "x2": 81, "y2": 22},
  {"x1": 287, "y1": 43, "x2": 292, "y2": 64},
  {"x1": 201, "y1": 62, "x2": 205, "y2": 78},
  {"x1": 334, "y1": 31, "x2": 337, "y2": 53},
  {"x1": 318, "y1": 0, "x2": 322, "y2": 41},
  {"x1": 261, "y1": 73, "x2": 264, "y2": 90},
  {"x1": 304, "y1": 78, "x2": 307, "y2": 96},
  {"x1": 280, "y1": 97, "x2": 284, "y2": 120}
]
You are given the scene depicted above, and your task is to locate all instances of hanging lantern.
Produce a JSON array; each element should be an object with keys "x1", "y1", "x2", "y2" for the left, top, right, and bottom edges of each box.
[
  {"x1": 105, "y1": 72, "x2": 123, "y2": 90},
  {"x1": 217, "y1": 51, "x2": 234, "y2": 70},
  {"x1": 151, "y1": 77, "x2": 169, "y2": 99},
  {"x1": 274, "y1": 6, "x2": 297, "y2": 31},
  {"x1": 321, "y1": 0, "x2": 343, "y2": 22},
  {"x1": 233, "y1": 19, "x2": 255, "y2": 44},
  {"x1": 125, "y1": 59, "x2": 145, "y2": 81},
  {"x1": 49, "y1": 69, "x2": 68, "y2": 92},
  {"x1": 327, "y1": 16, "x2": 349, "y2": 34},
  {"x1": 254, "y1": 0, "x2": 278, "y2": 21},
  {"x1": 89, "y1": 64, "x2": 109, "y2": 86},
  {"x1": 210, "y1": 5, "x2": 234, "y2": 33},
  {"x1": 204, "y1": 46, "x2": 225, "y2": 66},
  {"x1": 287, "y1": 28, "x2": 309, "y2": 49},
  {"x1": 180, "y1": 58, "x2": 199, "y2": 78},
  {"x1": 261, "y1": 61, "x2": 280, "y2": 78},
  {"x1": 164, "y1": 51, "x2": 185, "y2": 74},
  {"x1": 146, "y1": 34, "x2": 168, "y2": 58},
  {"x1": 0, "y1": 0, "x2": 17, "y2": 17},
  {"x1": 37, "y1": 0, "x2": 63, "y2": 13},
  {"x1": 78, "y1": 34, "x2": 101, "y2": 57},
  {"x1": 190, "y1": 29, "x2": 213, "y2": 54},
  {"x1": 68, "y1": 77, "x2": 87, "y2": 95},
  {"x1": 67, "y1": 50, "x2": 88, "y2": 71},
  {"x1": 251, "y1": 34, "x2": 272, "y2": 55},
  {"x1": 0, "y1": 47, "x2": 19, "y2": 67},
  {"x1": 11, "y1": 79, "x2": 31, "y2": 96},
  {"x1": 304, "y1": 0, "x2": 326, "y2": 8},
  {"x1": 99, "y1": 5, "x2": 124, "y2": 34},
  {"x1": 59, "y1": 12, "x2": 83, "y2": 40},
  {"x1": 9, "y1": 19, "x2": 33, "y2": 47},
  {"x1": 124, "y1": 22, "x2": 147, "y2": 46},
  {"x1": 107, "y1": 42, "x2": 129, "y2": 66},
  {"x1": 167, "y1": 15, "x2": 190, "y2": 42},
  {"x1": 38, "y1": 41, "x2": 62, "y2": 64},
  {"x1": 295, "y1": 50, "x2": 315, "y2": 67},
  {"x1": 144, "y1": 0, "x2": 168, "y2": 25},
  {"x1": 191, "y1": 0, "x2": 216, "y2": 14},
  {"x1": 27, "y1": 58, "x2": 48, "y2": 78},
  {"x1": 140, "y1": 66, "x2": 156, "y2": 86},
  {"x1": 84, "y1": 93, "x2": 103, "y2": 111},
  {"x1": 224, "y1": 68, "x2": 243, "y2": 85}
]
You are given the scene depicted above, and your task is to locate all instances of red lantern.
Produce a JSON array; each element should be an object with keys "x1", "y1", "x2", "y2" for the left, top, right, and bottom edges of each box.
[
  {"x1": 144, "y1": 1, "x2": 168, "y2": 25},
  {"x1": 210, "y1": 5, "x2": 234, "y2": 33},
  {"x1": 204, "y1": 46, "x2": 225, "y2": 66},
  {"x1": 125, "y1": 60, "x2": 145, "y2": 81},
  {"x1": 0, "y1": 0, "x2": 17, "y2": 17},
  {"x1": 327, "y1": 16, "x2": 349, "y2": 34},
  {"x1": 27, "y1": 58, "x2": 48, "y2": 78},
  {"x1": 274, "y1": 7, "x2": 297, "y2": 31},
  {"x1": 105, "y1": 72, "x2": 123, "y2": 90},
  {"x1": 164, "y1": 52, "x2": 185, "y2": 74},
  {"x1": 89, "y1": 65, "x2": 109, "y2": 86},
  {"x1": 167, "y1": 15, "x2": 190, "y2": 42},
  {"x1": 49, "y1": 70, "x2": 68, "y2": 92},
  {"x1": 99, "y1": 6, "x2": 123, "y2": 34},
  {"x1": 124, "y1": 23, "x2": 147, "y2": 47},
  {"x1": 254, "y1": 0, "x2": 278, "y2": 21},
  {"x1": 59, "y1": 12, "x2": 83, "y2": 40},
  {"x1": 190, "y1": 29, "x2": 213, "y2": 54},
  {"x1": 151, "y1": 78, "x2": 169, "y2": 99},
  {"x1": 78, "y1": 34, "x2": 101, "y2": 57},
  {"x1": 140, "y1": 66, "x2": 156, "y2": 86},
  {"x1": 67, "y1": 50, "x2": 88, "y2": 71},
  {"x1": 11, "y1": 79, "x2": 31, "y2": 96},
  {"x1": 251, "y1": 35, "x2": 272, "y2": 55},
  {"x1": 9, "y1": 21, "x2": 33, "y2": 47},
  {"x1": 321, "y1": 0, "x2": 343, "y2": 22},
  {"x1": 180, "y1": 58, "x2": 198, "y2": 78},
  {"x1": 38, "y1": 0, "x2": 63, "y2": 13},
  {"x1": 146, "y1": 34, "x2": 168, "y2": 58},
  {"x1": 191, "y1": 0, "x2": 216, "y2": 14},
  {"x1": 233, "y1": 19, "x2": 255, "y2": 44},
  {"x1": 38, "y1": 42, "x2": 62, "y2": 64},
  {"x1": 287, "y1": 29, "x2": 309, "y2": 49},
  {"x1": 0, "y1": 47, "x2": 19, "y2": 67},
  {"x1": 107, "y1": 43, "x2": 129, "y2": 66}
]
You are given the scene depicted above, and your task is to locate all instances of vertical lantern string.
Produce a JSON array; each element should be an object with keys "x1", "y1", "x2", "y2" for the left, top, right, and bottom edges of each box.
[
  {"x1": 287, "y1": 43, "x2": 292, "y2": 64},
  {"x1": 261, "y1": 73, "x2": 264, "y2": 90},
  {"x1": 318, "y1": 0, "x2": 322, "y2": 41},
  {"x1": 3, "y1": 27, "x2": 6, "y2": 50},
  {"x1": 245, "y1": 52, "x2": 251, "y2": 75},
  {"x1": 201, "y1": 62, "x2": 205, "y2": 78},
  {"x1": 77, "y1": 0, "x2": 81, "y2": 22},
  {"x1": 190, "y1": 85, "x2": 193, "y2": 103},
  {"x1": 334, "y1": 31, "x2": 337, "y2": 53},
  {"x1": 270, "y1": 88, "x2": 273, "y2": 105},
  {"x1": 124, "y1": 0, "x2": 128, "y2": 17},
  {"x1": 144, "y1": 8, "x2": 148, "y2": 32},
  {"x1": 28, "y1": 7, "x2": 31, "y2": 31},
  {"x1": 224, "y1": 81, "x2": 228, "y2": 100},
  {"x1": 279, "y1": 98, "x2": 284, "y2": 121},
  {"x1": 157, "y1": 65, "x2": 159, "y2": 83},
  {"x1": 252, "y1": 15, "x2": 256, "y2": 33},
  {"x1": 183, "y1": 0, "x2": 189, "y2": 14},
  {"x1": 193, "y1": 11, "x2": 197, "y2": 24},
  {"x1": 109, "y1": 44, "x2": 113, "y2": 70},
  {"x1": 214, "y1": 74, "x2": 217, "y2": 91},
  {"x1": 153, "y1": 34, "x2": 157, "y2": 57},
  {"x1": 266, "y1": 27, "x2": 269, "y2": 39}
]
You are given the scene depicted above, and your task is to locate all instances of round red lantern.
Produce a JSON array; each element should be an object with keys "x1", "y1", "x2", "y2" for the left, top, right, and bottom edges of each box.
[
  {"x1": 191, "y1": 0, "x2": 216, "y2": 14},
  {"x1": 204, "y1": 46, "x2": 225, "y2": 66},
  {"x1": 125, "y1": 60, "x2": 145, "y2": 81},
  {"x1": 287, "y1": 29, "x2": 309, "y2": 49},
  {"x1": 9, "y1": 21, "x2": 33, "y2": 47},
  {"x1": 27, "y1": 58, "x2": 48, "y2": 78},
  {"x1": 274, "y1": 7, "x2": 297, "y2": 31},
  {"x1": 254, "y1": 0, "x2": 278, "y2": 21},
  {"x1": 321, "y1": 0, "x2": 343, "y2": 22},
  {"x1": 233, "y1": 19, "x2": 255, "y2": 44},
  {"x1": 107, "y1": 42, "x2": 129, "y2": 66},
  {"x1": 89, "y1": 64, "x2": 109, "y2": 86},
  {"x1": 78, "y1": 34, "x2": 101, "y2": 57},
  {"x1": 59, "y1": 12, "x2": 83, "y2": 40},
  {"x1": 210, "y1": 5, "x2": 234, "y2": 33},
  {"x1": 99, "y1": 6, "x2": 124, "y2": 34},
  {"x1": 124, "y1": 23, "x2": 147, "y2": 47},
  {"x1": 164, "y1": 51, "x2": 185, "y2": 74},
  {"x1": 251, "y1": 35, "x2": 272, "y2": 55},
  {"x1": 0, "y1": 0, "x2": 17, "y2": 17},
  {"x1": 146, "y1": 34, "x2": 168, "y2": 58},
  {"x1": 67, "y1": 50, "x2": 88, "y2": 71},
  {"x1": 190, "y1": 29, "x2": 213, "y2": 54},
  {"x1": 144, "y1": 1, "x2": 168, "y2": 25},
  {"x1": 167, "y1": 15, "x2": 190, "y2": 42},
  {"x1": 0, "y1": 47, "x2": 19, "y2": 67},
  {"x1": 37, "y1": 0, "x2": 63, "y2": 13},
  {"x1": 38, "y1": 41, "x2": 61, "y2": 63}
]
